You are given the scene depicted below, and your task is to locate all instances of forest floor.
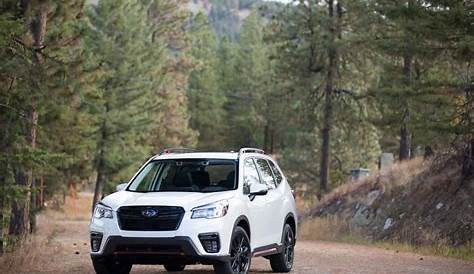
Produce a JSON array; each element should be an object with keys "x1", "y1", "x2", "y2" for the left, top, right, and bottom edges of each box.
[{"x1": 1, "y1": 192, "x2": 473, "y2": 274}]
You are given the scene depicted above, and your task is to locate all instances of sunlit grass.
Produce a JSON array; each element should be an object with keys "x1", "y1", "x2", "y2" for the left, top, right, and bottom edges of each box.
[{"x1": 299, "y1": 216, "x2": 474, "y2": 261}]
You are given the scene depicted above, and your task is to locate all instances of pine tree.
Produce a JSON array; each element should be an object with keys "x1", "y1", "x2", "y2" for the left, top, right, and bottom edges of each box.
[
  {"x1": 146, "y1": 0, "x2": 197, "y2": 151},
  {"x1": 187, "y1": 13, "x2": 226, "y2": 150},
  {"x1": 224, "y1": 12, "x2": 270, "y2": 148},
  {"x1": 268, "y1": 0, "x2": 382, "y2": 192},
  {"x1": 86, "y1": 0, "x2": 167, "y2": 208},
  {"x1": 0, "y1": 0, "x2": 87, "y2": 246}
]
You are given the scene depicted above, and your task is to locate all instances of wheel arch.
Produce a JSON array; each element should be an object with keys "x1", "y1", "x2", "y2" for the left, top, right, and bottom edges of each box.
[
  {"x1": 283, "y1": 213, "x2": 297, "y2": 242},
  {"x1": 233, "y1": 215, "x2": 251, "y2": 240}
]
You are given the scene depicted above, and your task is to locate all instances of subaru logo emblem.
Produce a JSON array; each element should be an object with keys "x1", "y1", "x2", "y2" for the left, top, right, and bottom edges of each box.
[{"x1": 142, "y1": 208, "x2": 158, "y2": 218}]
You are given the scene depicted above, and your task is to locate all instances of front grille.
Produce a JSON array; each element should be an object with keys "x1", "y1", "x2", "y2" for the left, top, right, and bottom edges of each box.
[{"x1": 117, "y1": 206, "x2": 185, "y2": 231}]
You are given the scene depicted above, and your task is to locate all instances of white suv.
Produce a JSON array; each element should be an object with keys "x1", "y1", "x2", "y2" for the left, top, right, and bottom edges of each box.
[{"x1": 90, "y1": 148, "x2": 297, "y2": 274}]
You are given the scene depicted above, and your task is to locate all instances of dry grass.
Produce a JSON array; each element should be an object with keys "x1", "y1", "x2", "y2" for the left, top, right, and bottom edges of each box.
[
  {"x1": 308, "y1": 158, "x2": 427, "y2": 216},
  {"x1": 0, "y1": 193, "x2": 93, "y2": 273},
  {"x1": 298, "y1": 216, "x2": 474, "y2": 261},
  {"x1": 46, "y1": 192, "x2": 93, "y2": 221},
  {"x1": 0, "y1": 221, "x2": 62, "y2": 273},
  {"x1": 299, "y1": 156, "x2": 474, "y2": 261},
  {"x1": 299, "y1": 216, "x2": 352, "y2": 242}
]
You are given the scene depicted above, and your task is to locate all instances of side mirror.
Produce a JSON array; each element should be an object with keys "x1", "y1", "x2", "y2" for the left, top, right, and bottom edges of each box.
[
  {"x1": 116, "y1": 183, "x2": 128, "y2": 192},
  {"x1": 249, "y1": 184, "x2": 268, "y2": 200}
]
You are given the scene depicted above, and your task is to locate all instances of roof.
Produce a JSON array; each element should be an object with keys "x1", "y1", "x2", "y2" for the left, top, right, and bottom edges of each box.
[{"x1": 153, "y1": 152, "x2": 239, "y2": 160}]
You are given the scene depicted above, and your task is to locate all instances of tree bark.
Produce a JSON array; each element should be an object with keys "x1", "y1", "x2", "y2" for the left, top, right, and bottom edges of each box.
[
  {"x1": 264, "y1": 124, "x2": 270, "y2": 152},
  {"x1": 9, "y1": 2, "x2": 47, "y2": 238},
  {"x1": 399, "y1": 54, "x2": 412, "y2": 161},
  {"x1": 399, "y1": 123, "x2": 411, "y2": 160},
  {"x1": 0, "y1": 175, "x2": 3, "y2": 255},
  {"x1": 319, "y1": 0, "x2": 339, "y2": 193},
  {"x1": 92, "y1": 115, "x2": 108, "y2": 212}
]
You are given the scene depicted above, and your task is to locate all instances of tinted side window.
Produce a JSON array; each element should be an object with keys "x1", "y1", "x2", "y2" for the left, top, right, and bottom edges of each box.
[
  {"x1": 255, "y1": 158, "x2": 276, "y2": 190},
  {"x1": 243, "y1": 158, "x2": 260, "y2": 193},
  {"x1": 268, "y1": 160, "x2": 283, "y2": 186}
]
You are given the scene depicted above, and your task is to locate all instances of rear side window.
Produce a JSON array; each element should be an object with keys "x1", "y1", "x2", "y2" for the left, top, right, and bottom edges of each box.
[
  {"x1": 268, "y1": 160, "x2": 283, "y2": 186},
  {"x1": 243, "y1": 158, "x2": 261, "y2": 194},
  {"x1": 255, "y1": 158, "x2": 276, "y2": 190}
]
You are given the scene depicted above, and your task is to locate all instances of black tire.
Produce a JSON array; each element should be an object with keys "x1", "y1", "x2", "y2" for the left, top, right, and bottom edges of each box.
[
  {"x1": 92, "y1": 257, "x2": 132, "y2": 274},
  {"x1": 214, "y1": 226, "x2": 251, "y2": 274},
  {"x1": 269, "y1": 224, "x2": 295, "y2": 273},
  {"x1": 164, "y1": 263, "x2": 186, "y2": 272}
]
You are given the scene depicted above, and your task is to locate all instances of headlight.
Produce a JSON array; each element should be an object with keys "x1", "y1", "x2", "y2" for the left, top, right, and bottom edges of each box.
[
  {"x1": 191, "y1": 200, "x2": 229, "y2": 219},
  {"x1": 93, "y1": 203, "x2": 113, "y2": 219}
]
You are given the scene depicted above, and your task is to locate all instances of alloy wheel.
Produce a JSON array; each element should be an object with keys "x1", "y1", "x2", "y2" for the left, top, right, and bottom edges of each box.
[
  {"x1": 284, "y1": 228, "x2": 295, "y2": 268},
  {"x1": 230, "y1": 233, "x2": 250, "y2": 273}
]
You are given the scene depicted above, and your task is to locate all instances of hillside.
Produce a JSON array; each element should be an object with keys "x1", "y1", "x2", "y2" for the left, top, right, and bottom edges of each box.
[
  {"x1": 303, "y1": 156, "x2": 474, "y2": 249},
  {"x1": 188, "y1": 0, "x2": 282, "y2": 39}
]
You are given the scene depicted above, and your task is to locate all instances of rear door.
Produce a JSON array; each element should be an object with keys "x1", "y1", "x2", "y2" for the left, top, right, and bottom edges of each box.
[
  {"x1": 243, "y1": 157, "x2": 270, "y2": 249},
  {"x1": 254, "y1": 158, "x2": 285, "y2": 245}
]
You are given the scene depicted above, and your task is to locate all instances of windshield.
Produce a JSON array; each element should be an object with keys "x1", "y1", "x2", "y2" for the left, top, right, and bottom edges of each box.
[{"x1": 127, "y1": 159, "x2": 237, "y2": 193}]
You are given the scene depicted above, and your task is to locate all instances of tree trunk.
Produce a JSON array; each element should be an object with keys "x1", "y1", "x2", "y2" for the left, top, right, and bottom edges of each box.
[
  {"x1": 0, "y1": 175, "x2": 3, "y2": 255},
  {"x1": 399, "y1": 55, "x2": 412, "y2": 161},
  {"x1": 9, "y1": 1, "x2": 47, "y2": 239},
  {"x1": 92, "y1": 117, "x2": 108, "y2": 212},
  {"x1": 269, "y1": 127, "x2": 274, "y2": 154},
  {"x1": 319, "y1": 0, "x2": 339, "y2": 193},
  {"x1": 264, "y1": 124, "x2": 270, "y2": 152},
  {"x1": 399, "y1": 124, "x2": 411, "y2": 160}
]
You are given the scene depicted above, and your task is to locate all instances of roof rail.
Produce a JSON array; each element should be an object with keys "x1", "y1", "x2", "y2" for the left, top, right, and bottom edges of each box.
[
  {"x1": 159, "y1": 148, "x2": 197, "y2": 155},
  {"x1": 239, "y1": 147, "x2": 265, "y2": 155}
]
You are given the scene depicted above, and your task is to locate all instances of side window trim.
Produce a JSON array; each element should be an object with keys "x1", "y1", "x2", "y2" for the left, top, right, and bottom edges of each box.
[
  {"x1": 251, "y1": 157, "x2": 264, "y2": 187},
  {"x1": 268, "y1": 159, "x2": 284, "y2": 187},
  {"x1": 255, "y1": 157, "x2": 276, "y2": 191},
  {"x1": 266, "y1": 159, "x2": 279, "y2": 188},
  {"x1": 242, "y1": 157, "x2": 262, "y2": 194}
]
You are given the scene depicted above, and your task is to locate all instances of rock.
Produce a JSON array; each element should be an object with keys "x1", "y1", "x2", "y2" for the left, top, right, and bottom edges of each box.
[
  {"x1": 383, "y1": 218, "x2": 393, "y2": 230},
  {"x1": 379, "y1": 153, "x2": 394, "y2": 170},
  {"x1": 367, "y1": 190, "x2": 381, "y2": 207},
  {"x1": 352, "y1": 205, "x2": 371, "y2": 226},
  {"x1": 436, "y1": 203, "x2": 443, "y2": 210}
]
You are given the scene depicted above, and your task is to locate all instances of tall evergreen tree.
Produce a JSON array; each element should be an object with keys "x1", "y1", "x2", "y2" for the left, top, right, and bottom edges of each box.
[
  {"x1": 225, "y1": 12, "x2": 270, "y2": 148},
  {"x1": 0, "y1": 0, "x2": 87, "y2": 245},
  {"x1": 146, "y1": 0, "x2": 197, "y2": 151},
  {"x1": 187, "y1": 13, "x2": 226, "y2": 150},
  {"x1": 269, "y1": 0, "x2": 380, "y2": 193},
  {"x1": 86, "y1": 0, "x2": 166, "y2": 208}
]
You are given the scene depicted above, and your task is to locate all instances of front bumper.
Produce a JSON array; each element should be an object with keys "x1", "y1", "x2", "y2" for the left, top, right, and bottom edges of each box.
[
  {"x1": 90, "y1": 209, "x2": 235, "y2": 260},
  {"x1": 90, "y1": 235, "x2": 229, "y2": 265}
]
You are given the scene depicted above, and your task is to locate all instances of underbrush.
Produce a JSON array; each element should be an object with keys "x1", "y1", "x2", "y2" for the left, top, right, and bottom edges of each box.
[
  {"x1": 0, "y1": 193, "x2": 92, "y2": 273},
  {"x1": 0, "y1": 216, "x2": 61, "y2": 273},
  {"x1": 299, "y1": 156, "x2": 474, "y2": 261}
]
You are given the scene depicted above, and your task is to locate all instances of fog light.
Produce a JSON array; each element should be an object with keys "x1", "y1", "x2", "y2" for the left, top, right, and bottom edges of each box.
[
  {"x1": 90, "y1": 232, "x2": 103, "y2": 252},
  {"x1": 199, "y1": 233, "x2": 220, "y2": 253}
]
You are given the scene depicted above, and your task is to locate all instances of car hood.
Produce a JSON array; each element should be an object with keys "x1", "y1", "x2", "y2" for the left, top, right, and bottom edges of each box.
[{"x1": 101, "y1": 190, "x2": 236, "y2": 212}]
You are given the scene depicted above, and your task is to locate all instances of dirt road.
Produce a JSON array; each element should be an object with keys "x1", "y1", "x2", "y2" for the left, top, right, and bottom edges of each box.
[{"x1": 3, "y1": 194, "x2": 473, "y2": 274}]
